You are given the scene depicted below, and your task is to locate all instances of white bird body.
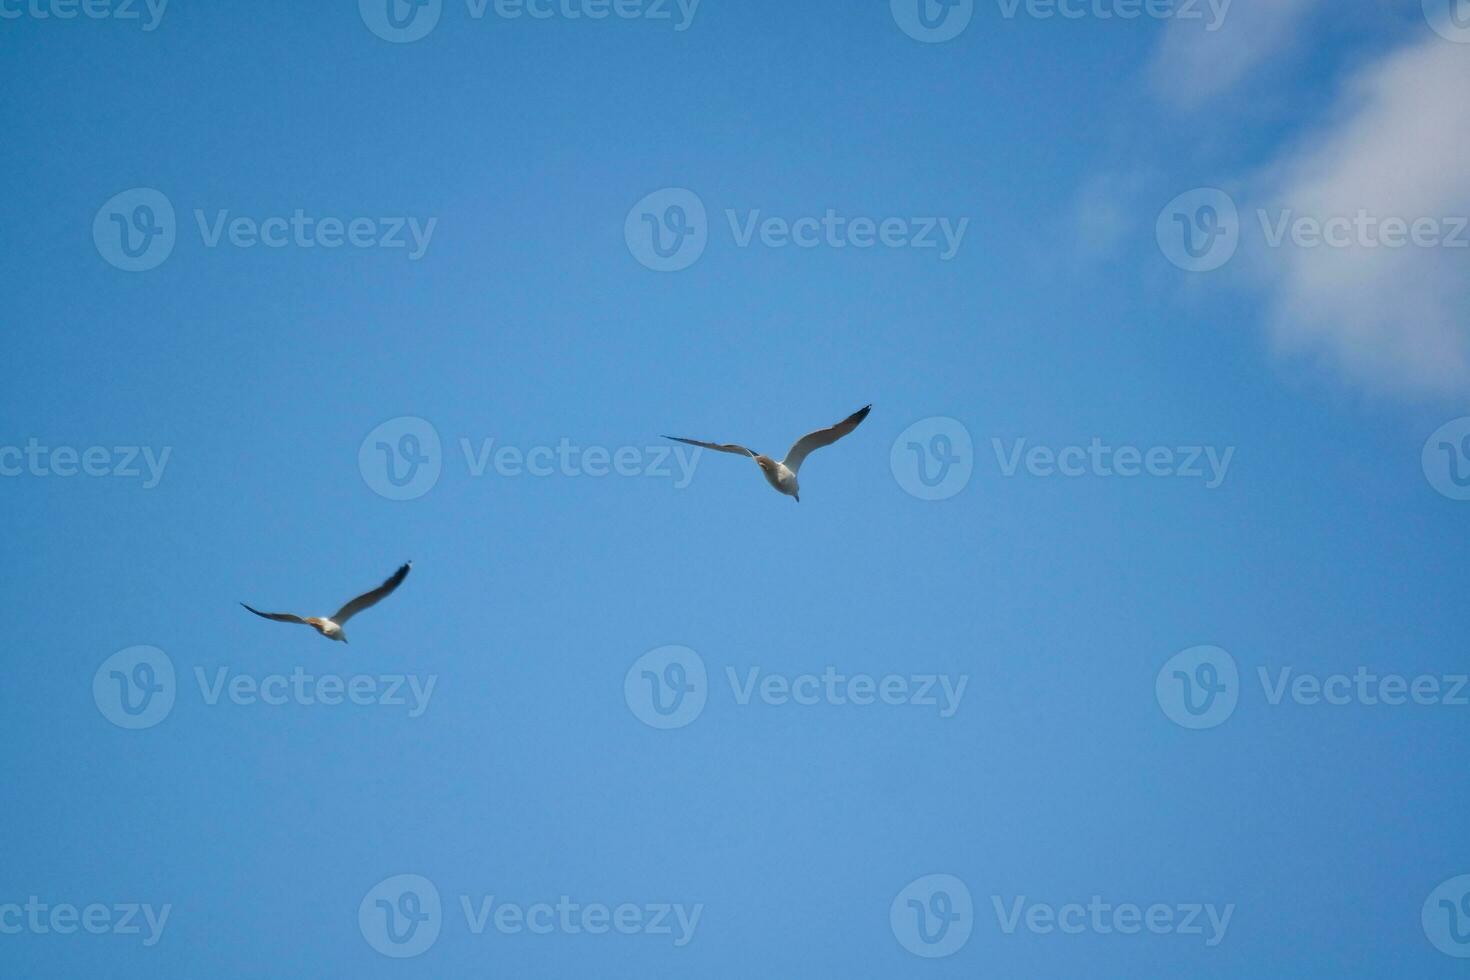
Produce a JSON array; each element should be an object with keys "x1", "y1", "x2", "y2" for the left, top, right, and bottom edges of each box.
[
  {"x1": 308, "y1": 619, "x2": 344, "y2": 641},
  {"x1": 666, "y1": 405, "x2": 871, "y2": 502},
  {"x1": 762, "y1": 460, "x2": 800, "y2": 499}
]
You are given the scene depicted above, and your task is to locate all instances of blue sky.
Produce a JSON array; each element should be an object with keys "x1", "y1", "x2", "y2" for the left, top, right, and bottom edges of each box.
[{"x1": 3, "y1": 1, "x2": 1470, "y2": 977}]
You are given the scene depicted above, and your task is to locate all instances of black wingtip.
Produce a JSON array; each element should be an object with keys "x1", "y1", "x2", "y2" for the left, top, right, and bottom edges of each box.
[{"x1": 851, "y1": 404, "x2": 872, "y2": 422}]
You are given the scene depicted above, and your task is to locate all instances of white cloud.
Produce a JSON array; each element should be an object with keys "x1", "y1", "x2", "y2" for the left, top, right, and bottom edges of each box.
[
  {"x1": 1249, "y1": 36, "x2": 1470, "y2": 397},
  {"x1": 1149, "y1": 0, "x2": 1324, "y2": 108}
]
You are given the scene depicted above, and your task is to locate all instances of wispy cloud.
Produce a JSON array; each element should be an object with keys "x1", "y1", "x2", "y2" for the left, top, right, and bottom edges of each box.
[
  {"x1": 1249, "y1": 36, "x2": 1470, "y2": 397},
  {"x1": 1149, "y1": 0, "x2": 1324, "y2": 108}
]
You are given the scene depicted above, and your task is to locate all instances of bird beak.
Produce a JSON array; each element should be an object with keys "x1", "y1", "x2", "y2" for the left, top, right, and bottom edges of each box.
[{"x1": 794, "y1": 494, "x2": 800, "y2": 503}]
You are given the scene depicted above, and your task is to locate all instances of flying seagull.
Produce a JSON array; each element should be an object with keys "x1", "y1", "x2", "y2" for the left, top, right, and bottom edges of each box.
[
  {"x1": 665, "y1": 404, "x2": 871, "y2": 502},
  {"x1": 240, "y1": 562, "x2": 412, "y2": 644}
]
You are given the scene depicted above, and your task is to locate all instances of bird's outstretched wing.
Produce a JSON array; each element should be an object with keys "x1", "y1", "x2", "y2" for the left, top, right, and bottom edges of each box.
[
  {"x1": 663, "y1": 436, "x2": 758, "y2": 458},
  {"x1": 240, "y1": 603, "x2": 309, "y2": 626},
  {"x1": 333, "y1": 562, "x2": 412, "y2": 624},
  {"x1": 782, "y1": 404, "x2": 871, "y2": 474}
]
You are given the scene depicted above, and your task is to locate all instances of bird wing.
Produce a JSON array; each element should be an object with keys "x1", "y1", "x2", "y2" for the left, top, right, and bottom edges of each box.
[
  {"x1": 332, "y1": 562, "x2": 412, "y2": 624},
  {"x1": 782, "y1": 404, "x2": 872, "y2": 474},
  {"x1": 240, "y1": 603, "x2": 309, "y2": 626},
  {"x1": 663, "y1": 436, "x2": 757, "y2": 458}
]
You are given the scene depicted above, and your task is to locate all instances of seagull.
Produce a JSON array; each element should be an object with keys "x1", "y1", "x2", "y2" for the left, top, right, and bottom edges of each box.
[
  {"x1": 240, "y1": 562, "x2": 411, "y2": 644},
  {"x1": 665, "y1": 405, "x2": 871, "y2": 502}
]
